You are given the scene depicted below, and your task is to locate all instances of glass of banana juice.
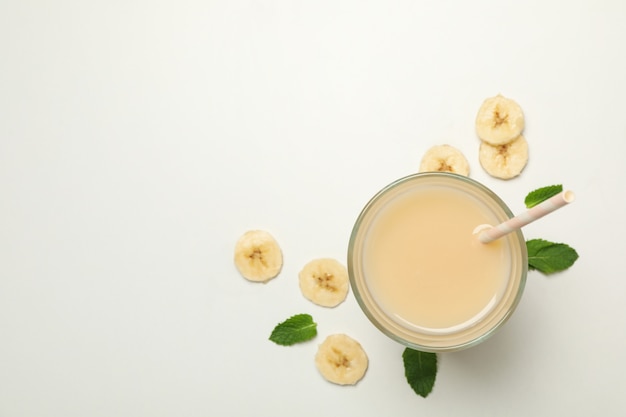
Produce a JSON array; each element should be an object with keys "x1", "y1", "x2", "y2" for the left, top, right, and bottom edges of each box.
[{"x1": 348, "y1": 172, "x2": 528, "y2": 352}]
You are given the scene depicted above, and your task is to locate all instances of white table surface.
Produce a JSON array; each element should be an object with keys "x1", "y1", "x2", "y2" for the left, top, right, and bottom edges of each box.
[{"x1": 2, "y1": 1, "x2": 625, "y2": 416}]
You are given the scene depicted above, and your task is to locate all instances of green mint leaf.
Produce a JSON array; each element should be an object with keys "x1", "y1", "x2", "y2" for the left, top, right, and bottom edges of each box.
[
  {"x1": 402, "y1": 348, "x2": 437, "y2": 398},
  {"x1": 524, "y1": 184, "x2": 563, "y2": 208},
  {"x1": 269, "y1": 314, "x2": 317, "y2": 346},
  {"x1": 526, "y1": 238, "x2": 579, "y2": 274}
]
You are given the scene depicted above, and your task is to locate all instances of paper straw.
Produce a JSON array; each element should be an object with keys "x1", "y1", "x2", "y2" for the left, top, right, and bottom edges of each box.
[{"x1": 477, "y1": 190, "x2": 575, "y2": 244}]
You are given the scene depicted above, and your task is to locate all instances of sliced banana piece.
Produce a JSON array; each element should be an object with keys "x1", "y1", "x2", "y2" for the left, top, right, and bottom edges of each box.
[
  {"x1": 315, "y1": 334, "x2": 368, "y2": 385},
  {"x1": 234, "y1": 230, "x2": 283, "y2": 282},
  {"x1": 475, "y1": 94, "x2": 525, "y2": 145},
  {"x1": 479, "y1": 134, "x2": 529, "y2": 179},
  {"x1": 299, "y1": 258, "x2": 349, "y2": 307},
  {"x1": 419, "y1": 144, "x2": 470, "y2": 176}
]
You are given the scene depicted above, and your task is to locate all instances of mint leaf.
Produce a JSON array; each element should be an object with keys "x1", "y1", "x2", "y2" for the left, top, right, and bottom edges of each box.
[
  {"x1": 524, "y1": 184, "x2": 563, "y2": 208},
  {"x1": 526, "y1": 238, "x2": 579, "y2": 274},
  {"x1": 269, "y1": 314, "x2": 317, "y2": 346},
  {"x1": 402, "y1": 348, "x2": 437, "y2": 398}
]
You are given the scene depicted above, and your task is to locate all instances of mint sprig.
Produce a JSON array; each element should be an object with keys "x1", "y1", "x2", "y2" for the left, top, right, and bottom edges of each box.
[
  {"x1": 402, "y1": 348, "x2": 437, "y2": 398},
  {"x1": 523, "y1": 184, "x2": 579, "y2": 274},
  {"x1": 269, "y1": 314, "x2": 317, "y2": 346},
  {"x1": 526, "y1": 238, "x2": 579, "y2": 274},
  {"x1": 524, "y1": 184, "x2": 563, "y2": 208}
]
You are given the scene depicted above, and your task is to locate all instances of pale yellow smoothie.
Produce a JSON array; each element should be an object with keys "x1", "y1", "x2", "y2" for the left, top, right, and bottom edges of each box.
[{"x1": 348, "y1": 173, "x2": 527, "y2": 352}]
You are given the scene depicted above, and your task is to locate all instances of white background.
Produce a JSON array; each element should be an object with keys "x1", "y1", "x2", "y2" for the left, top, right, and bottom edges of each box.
[{"x1": 1, "y1": 1, "x2": 625, "y2": 416}]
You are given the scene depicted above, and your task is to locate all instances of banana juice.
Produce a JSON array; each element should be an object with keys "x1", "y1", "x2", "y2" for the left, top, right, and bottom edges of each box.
[{"x1": 348, "y1": 173, "x2": 527, "y2": 352}]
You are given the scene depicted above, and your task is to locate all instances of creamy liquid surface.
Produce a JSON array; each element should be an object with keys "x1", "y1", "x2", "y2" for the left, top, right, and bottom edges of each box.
[{"x1": 364, "y1": 187, "x2": 509, "y2": 333}]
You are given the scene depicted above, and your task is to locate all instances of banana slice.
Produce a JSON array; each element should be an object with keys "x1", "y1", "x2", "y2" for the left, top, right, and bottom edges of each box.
[
  {"x1": 315, "y1": 334, "x2": 369, "y2": 385},
  {"x1": 234, "y1": 230, "x2": 283, "y2": 282},
  {"x1": 479, "y1": 134, "x2": 529, "y2": 179},
  {"x1": 475, "y1": 95, "x2": 525, "y2": 145},
  {"x1": 299, "y1": 258, "x2": 349, "y2": 307},
  {"x1": 419, "y1": 144, "x2": 470, "y2": 176}
]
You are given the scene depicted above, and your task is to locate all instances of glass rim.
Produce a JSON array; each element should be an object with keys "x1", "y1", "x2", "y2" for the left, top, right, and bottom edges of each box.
[{"x1": 347, "y1": 172, "x2": 528, "y2": 353}]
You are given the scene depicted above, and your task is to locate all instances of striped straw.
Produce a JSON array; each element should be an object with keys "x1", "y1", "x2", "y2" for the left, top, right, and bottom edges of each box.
[{"x1": 477, "y1": 190, "x2": 575, "y2": 244}]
